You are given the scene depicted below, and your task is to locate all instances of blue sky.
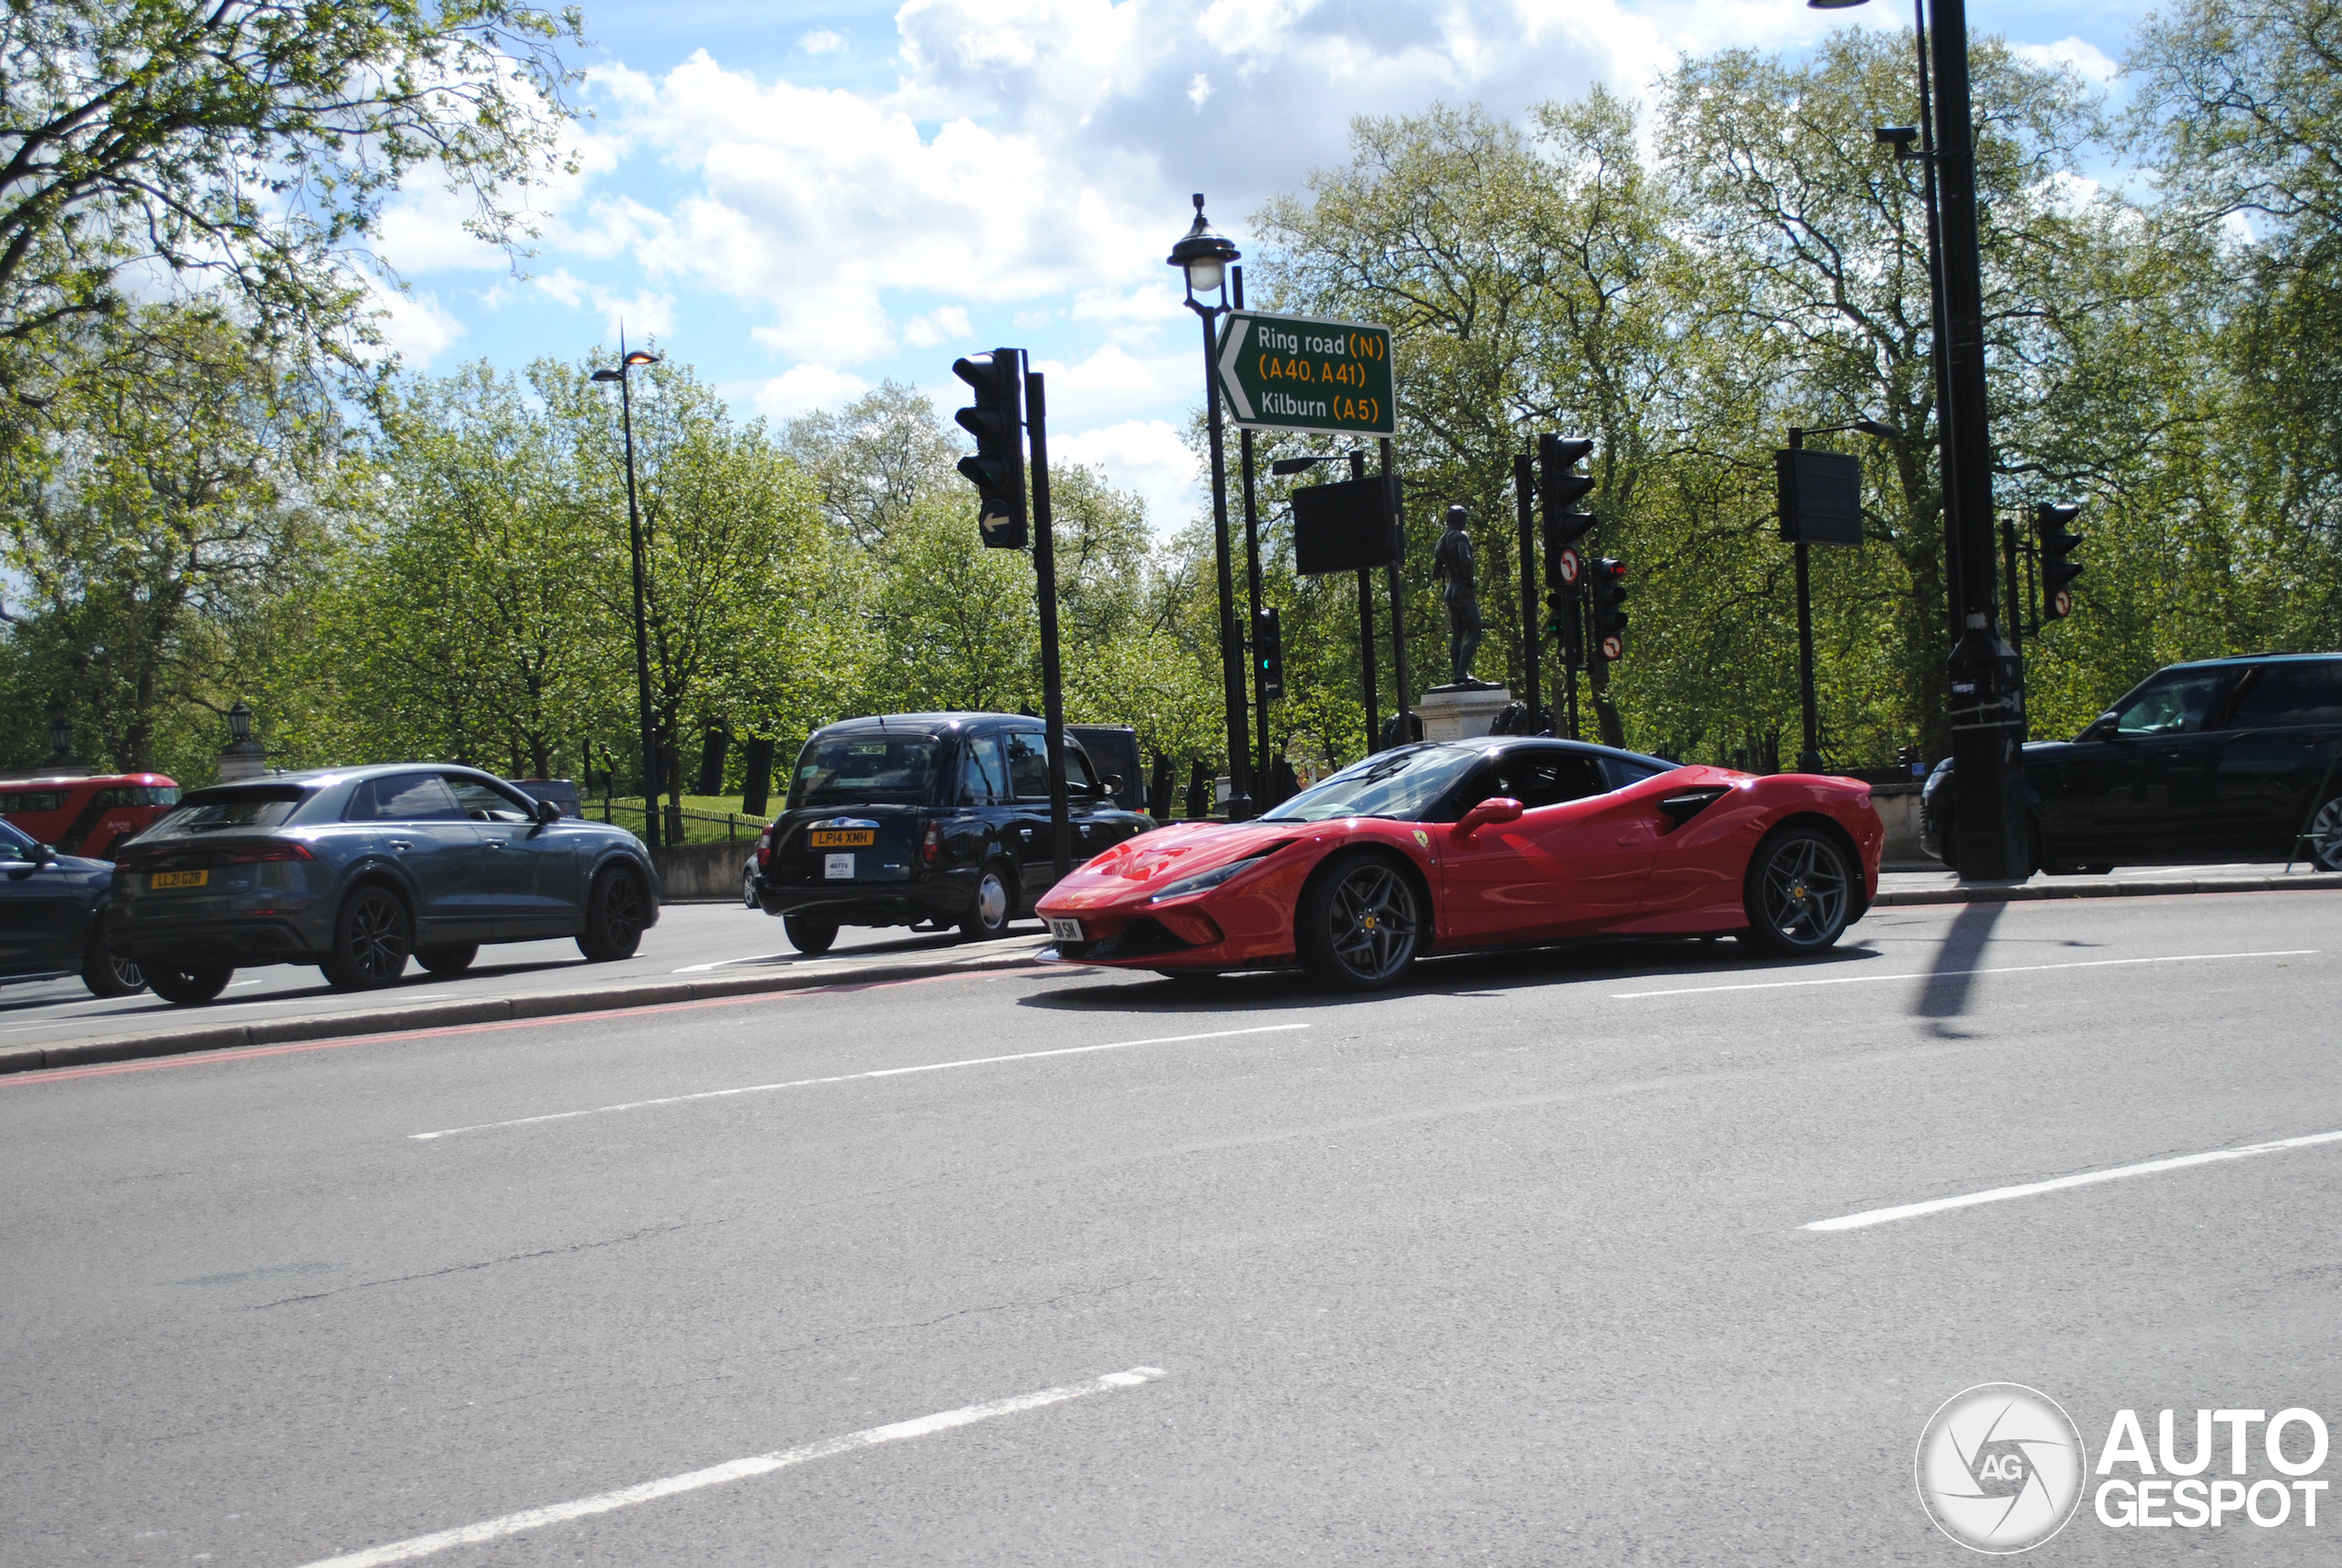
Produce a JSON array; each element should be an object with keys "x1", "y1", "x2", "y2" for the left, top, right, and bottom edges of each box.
[{"x1": 371, "y1": 0, "x2": 2153, "y2": 530}]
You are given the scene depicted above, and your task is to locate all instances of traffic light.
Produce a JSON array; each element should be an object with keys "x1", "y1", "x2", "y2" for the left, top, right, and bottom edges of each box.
[
  {"x1": 951, "y1": 349, "x2": 1027, "y2": 549},
  {"x1": 1254, "y1": 607, "x2": 1284, "y2": 699},
  {"x1": 2037, "y1": 501, "x2": 2082, "y2": 620},
  {"x1": 1544, "y1": 585, "x2": 1583, "y2": 666},
  {"x1": 1538, "y1": 435, "x2": 1595, "y2": 587},
  {"x1": 1590, "y1": 557, "x2": 1628, "y2": 662}
]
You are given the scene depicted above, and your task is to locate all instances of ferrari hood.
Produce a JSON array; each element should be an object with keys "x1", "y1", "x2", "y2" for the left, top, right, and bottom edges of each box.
[{"x1": 1077, "y1": 819, "x2": 1302, "y2": 888}]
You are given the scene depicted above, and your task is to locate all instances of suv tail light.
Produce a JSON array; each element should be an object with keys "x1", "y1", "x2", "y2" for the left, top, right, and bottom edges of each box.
[
  {"x1": 225, "y1": 843, "x2": 315, "y2": 863},
  {"x1": 922, "y1": 821, "x2": 942, "y2": 865}
]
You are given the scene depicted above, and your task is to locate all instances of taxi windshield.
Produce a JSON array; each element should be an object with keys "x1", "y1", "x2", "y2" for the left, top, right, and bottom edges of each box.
[
  {"x1": 790, "y1": 736, "x2": 941, "y2": 808},
  {"x1": 1261, "y1": 744, "x2": 1483, "y2": 823}
]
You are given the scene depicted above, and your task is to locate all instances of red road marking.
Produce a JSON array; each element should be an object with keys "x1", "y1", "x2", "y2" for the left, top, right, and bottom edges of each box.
[{"x1": 0, "y1": 970, "x2": 994, "y2": 1089}]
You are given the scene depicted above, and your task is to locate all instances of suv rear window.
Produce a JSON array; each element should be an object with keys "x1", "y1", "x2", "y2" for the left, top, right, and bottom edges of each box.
[
  {"x1": 145, "y1": 784, "x2": 311, "y2": 836},
  {"x1": 790, "y1": 736, "x2": 941, "y2": 808}
]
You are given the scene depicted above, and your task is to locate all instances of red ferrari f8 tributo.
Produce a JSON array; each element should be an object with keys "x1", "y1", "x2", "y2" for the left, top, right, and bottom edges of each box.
[{"x1": 1036, "y1": 737, "x2": 1883, "y2": 990}]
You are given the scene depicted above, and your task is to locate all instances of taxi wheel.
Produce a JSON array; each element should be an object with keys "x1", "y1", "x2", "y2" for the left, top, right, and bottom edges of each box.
[
  {"x1": 1739, "y1": 827, "x2": 1853, "y2": 957},
  {"x1": 416, "y1": 943, "x2": 478, "y2": 975},
  {"x1": 742, "y1": 865, "x2": 758, "y2": 908},
  {"x1": 961, "y1": 862, "x2": 1015, "y2": 940},
  {"x1": 322, "y1": 884, "x2": 414, "y2": 990},
  {"x1": 783, "y1": 916, "x2": 838, "y2": 955},
  {"x1": 81, "y1": 925, "x2": 145, "y2": 997},
  {"x1": 146, "y1": 964, "x2": 232, "y2": 1005},
  {"x1": 1296, "y1": 850, "x2": 1423, "y2": 991}
]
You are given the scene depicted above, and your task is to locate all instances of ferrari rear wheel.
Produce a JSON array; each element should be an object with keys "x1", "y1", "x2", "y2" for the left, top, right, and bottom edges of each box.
[
  {"x1": 1740, "y1": 827, "x2": 1854, "y2": 957},
  {"x1": 1296, "y1": 851, "x2": 1422, "y2": 991}
]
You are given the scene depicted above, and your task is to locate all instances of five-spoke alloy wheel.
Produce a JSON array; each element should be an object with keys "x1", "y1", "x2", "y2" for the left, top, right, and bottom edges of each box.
[
  {"x1": 1297, "y1": 851, "x2": 1423, "y2": 991},
  {"x1": 1741, "y1": 827, "x2": 1855, "y2": 956}
]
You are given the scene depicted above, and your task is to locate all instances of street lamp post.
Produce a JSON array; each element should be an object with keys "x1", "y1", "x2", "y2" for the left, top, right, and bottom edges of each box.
[
  {"x1": 592, "y1": 338, "x2": 663, "y2": 850},
  {"x1": 1168, "y1": 195, "x2": 1253, "y2": 821},
  {"x1": 1810, "y1": 0, "x2": 2027, "y2": 878}
]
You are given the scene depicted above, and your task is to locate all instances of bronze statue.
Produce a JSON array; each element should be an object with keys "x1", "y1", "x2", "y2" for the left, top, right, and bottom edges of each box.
[{"x1": 1431, "y1": 503, "x2": 1485, "y2": 686}]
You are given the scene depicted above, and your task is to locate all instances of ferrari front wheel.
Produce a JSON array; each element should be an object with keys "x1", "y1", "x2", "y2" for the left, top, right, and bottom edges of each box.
[
  {"x1": 1297, "y1": 851, "x2": 1422, "y2": 991},
  {"x1": 1740, "y1": 827, "x2": 1855, "y2": 957}
]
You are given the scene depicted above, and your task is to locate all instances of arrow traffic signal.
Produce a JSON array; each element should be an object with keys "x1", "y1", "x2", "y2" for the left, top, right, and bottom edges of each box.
[
  {"x1": 2037, "y1": 501, "x2": 2082, "y2": 620},
  {"x1": 1590, "y1": 557, "x2": 1628, "y2": 662},
  {"x1": 1254, "y1": 607, "x2": 1284, "y2": 699},
  {"x1": 951, "y1": 349, "x2": 1028, "y2": 549},
  {"x1": 1538, "y1": 435, "x2": 1595, "y2": 586}
]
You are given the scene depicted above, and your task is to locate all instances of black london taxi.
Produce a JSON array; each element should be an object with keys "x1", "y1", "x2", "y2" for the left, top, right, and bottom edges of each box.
[
  {"x1": 1922, "y1": 652, "x2": 2342, "y2": 874},
  {"x1": 749, "y1": 713, "x2": 1154, "y2": 953}
]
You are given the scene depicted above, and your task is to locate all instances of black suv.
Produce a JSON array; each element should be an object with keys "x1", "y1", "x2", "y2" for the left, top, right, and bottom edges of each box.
[
  {"x1": 1921, "y1": 653, "x2": 2342, "y2": 874},
  {"x1": 750, "y1": 714, "x2": 1154, "y2": 952}
]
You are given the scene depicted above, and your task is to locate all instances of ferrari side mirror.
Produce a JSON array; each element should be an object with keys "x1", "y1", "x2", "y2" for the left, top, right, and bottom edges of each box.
[{"x1": 1452, "y1": 797, "x2": 1524, "y2": 839}]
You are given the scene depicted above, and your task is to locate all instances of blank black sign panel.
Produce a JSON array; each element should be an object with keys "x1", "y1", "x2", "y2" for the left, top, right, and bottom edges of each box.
[
  {"x1": 1292, "y1": 477, "x2": 1399, "y2": 574},
  {"x1": 1776, "y1": 449, "x2": 1864, "y2": 546}
]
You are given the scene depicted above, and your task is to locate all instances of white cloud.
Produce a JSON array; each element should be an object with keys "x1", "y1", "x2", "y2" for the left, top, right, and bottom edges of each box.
[
  {"x1": 755, "y1": 363, "x2": 875, "y2": 420},
  {"x1": 368, "y1": 283, "x2": 466, "y2": 367},
  {"x1": 799, "y1": 28, "x2": 845, "y2": 55},
  {"x1": 2014, "y1": 37, "x2": 2120, "y2": 86},
  {"x1": 1050, "y1": 417, "x2": 1201, "y2": 532},
  {"x1": 902, "y1": 305, "x2": 973, "y2": 348}
]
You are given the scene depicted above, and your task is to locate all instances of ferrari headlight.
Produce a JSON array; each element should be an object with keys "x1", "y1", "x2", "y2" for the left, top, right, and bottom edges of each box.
[{"x1": 1148, "y1": 846, "x2": 1280, "y2": 903}]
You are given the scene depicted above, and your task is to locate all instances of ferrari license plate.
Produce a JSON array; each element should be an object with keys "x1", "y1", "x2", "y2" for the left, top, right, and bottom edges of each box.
[
  {"x1": 149, "y1": 869, "x2": 209, "y2": 890},
  {"x1": 810, "y1": 829, "x2": 874, "y2": 848},
  {"x1": 823, "y1": 854, "x2": 854, "y2": 880},
  {"x1": 1047, "y1": 918, "x2": 1085, "y2": 942}
]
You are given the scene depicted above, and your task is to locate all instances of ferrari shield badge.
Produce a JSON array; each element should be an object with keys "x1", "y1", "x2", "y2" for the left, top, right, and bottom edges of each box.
[{"x1": 1413, "y1": 830, "x2": 1429, "y2": 848}]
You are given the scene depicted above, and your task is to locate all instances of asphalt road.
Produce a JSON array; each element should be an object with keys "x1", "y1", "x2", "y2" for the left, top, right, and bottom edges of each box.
[{"x1": 5, "y1": 889, "x2": 2338, "y2": 1564}]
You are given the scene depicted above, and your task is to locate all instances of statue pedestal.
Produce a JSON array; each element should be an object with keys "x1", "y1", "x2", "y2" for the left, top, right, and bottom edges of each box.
[{"x1": 1415, "y1": 683, "x2": 1512, "y2": 742}]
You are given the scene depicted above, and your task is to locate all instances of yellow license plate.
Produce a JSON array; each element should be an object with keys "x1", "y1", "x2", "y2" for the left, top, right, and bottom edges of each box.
[
  {"x1": 149, "y1": 869, "x2": 209, "y2": 890},
  {"x1": 810, "y1": 830, "x2": 874, "y2": 848}
]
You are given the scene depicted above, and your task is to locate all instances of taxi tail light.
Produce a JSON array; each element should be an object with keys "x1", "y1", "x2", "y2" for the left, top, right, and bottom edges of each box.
[
  {"x1": 225, "y1": 843, "x2": 314, "y2": 863},
  {"x1": 757, "y1": 829, "x2": 773, "y2": 867},
  {"x1": 921, "y1": 821, "x2": 942, "y2": 864}
]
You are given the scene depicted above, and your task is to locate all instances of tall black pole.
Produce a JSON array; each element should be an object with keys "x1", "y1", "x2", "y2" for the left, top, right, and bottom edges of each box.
[
  {"x1": 1381, "y1": 439, "x2": 1411, "y2": 731},
  {"x1": 618, "y1": 338, "x2": 659, "y2": 852},
  {"x1": 1199, "y1": 307, "x2": 1252, "y2": 820},
  {"x1": 1026, "y1": 364, "x2": 1072, "y2": 882},
  {"x1": 1914, "y1": 0, "x2": 1963, "y2": 651},
  {"x1": 1352, "y1": 448, "x2": 1379, "y2": 753},
  {"x1": 1235, "y1": 268, "x2": 1271, "y2": 803},
  {"x1": 1512, "y1": 451, "x2": 1539, "y2": 719},
  {"x1": 1931, "y1": 0, "x2": 2029, "y2": 879},
  {"x1": 1789, "y1": 426, "x2": 1822, "y2": 774}
]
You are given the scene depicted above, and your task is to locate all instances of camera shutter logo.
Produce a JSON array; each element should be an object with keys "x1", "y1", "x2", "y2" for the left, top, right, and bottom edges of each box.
[{"x1": 1916, "y1": 1384, "x2": 2088, "y2": 1552}]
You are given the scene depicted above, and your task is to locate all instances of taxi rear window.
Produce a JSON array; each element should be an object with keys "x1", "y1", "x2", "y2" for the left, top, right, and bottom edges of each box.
[{"x1": 790, "y1": 736, "x2": 940, "y2": 808}]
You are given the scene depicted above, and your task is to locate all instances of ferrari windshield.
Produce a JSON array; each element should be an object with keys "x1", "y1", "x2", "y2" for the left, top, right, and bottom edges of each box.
[{"x1": 1261, "y1": 744, "x2": 1483, "y2": 823}]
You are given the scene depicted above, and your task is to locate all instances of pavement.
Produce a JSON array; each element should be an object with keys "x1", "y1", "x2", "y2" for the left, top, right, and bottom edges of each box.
[
  {"x1": 4, "y1": 889, "x2": 2337, "y2": 1563},
  {"x1": 2, "y1": 860, "x2": 2334, "y2": 1077}
]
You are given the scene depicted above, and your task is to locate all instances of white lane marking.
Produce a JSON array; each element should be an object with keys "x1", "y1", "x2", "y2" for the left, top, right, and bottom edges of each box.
[
  {"x1": 1614, "y1": 950, "x2": 2315, "y2": 999},
  {"x1": 289, "y1": 1366, "x2": 1167, "y2": 1568},
  {"x1": 1807, "y1": 1130, "x2": 2342, "y2": 1232},
  {"x1": 410, "y1": 1025, "x2": 1310, "y2": 1141}
]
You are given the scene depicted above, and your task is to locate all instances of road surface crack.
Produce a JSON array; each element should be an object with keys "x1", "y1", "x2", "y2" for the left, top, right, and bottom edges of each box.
[{"x1": 256, "y1": 1219, "x2": 714, "y2": 1307}]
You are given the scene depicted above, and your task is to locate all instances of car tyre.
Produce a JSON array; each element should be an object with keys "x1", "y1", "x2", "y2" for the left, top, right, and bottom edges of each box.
[
  {"x1": 743, "y1": 863, "x2": 758, "y2": 908},
  {"x1": 321, "y1": 884, "x2": 414, "y2": 990},
  {"x1": 1295, "y1": 849, "x2": 1423, "y2": 992},
  {"x1": 1739, "y1": 827, "x2": 1856, "y2": 957},
  {"x1": 783, "y1": 916, "x2": 838, "y2": 955},
  {"x1": 577, "y1": 866, "x2": 649, "y2": 961},
  {"x1": 81, "y1": 924, "x2": 145, "y2": 998},
  {"x1": 415, "y1": 943, "x2": 478, "y2": 976},
  {"x1": 146, "y1": 964, "x2": 232, "y2": 1005},
  {"x1": 2305, "y1": 791, "x2": 2342, "y2": 873},
  {"x1": 961, "y1": 861, "x2": 1015, "y2": 940}
]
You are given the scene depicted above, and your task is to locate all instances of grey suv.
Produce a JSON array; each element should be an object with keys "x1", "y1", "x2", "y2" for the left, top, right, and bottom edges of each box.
[{"x1": 108, "y1": 765, "x2": 660, "y2": 1004}]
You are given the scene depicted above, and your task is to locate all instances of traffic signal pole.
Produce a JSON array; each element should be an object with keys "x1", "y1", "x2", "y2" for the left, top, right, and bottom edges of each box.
[
  {"x1": 1352, "y1": 447, "x2": 1380, "y2": 752},
  {"x1": 1026, "y1": 364, "x2": 1072, "y2": 882},
  {"x1": 1788, "y1": 426, "x2": 1822, "y2": 774},
  {"x1": 1512, "y1": 452, "x2": 1539, "y2": 720},
  {"x1": 1932, "y1": 0, "x2": 2030, "y2": 879},
  {"x1": 1236, "y1": 268, "x2": 1272, "y2": 800},
  {"x1": 1381, "y1": 438, "x2": 1412, "y2": 736}
]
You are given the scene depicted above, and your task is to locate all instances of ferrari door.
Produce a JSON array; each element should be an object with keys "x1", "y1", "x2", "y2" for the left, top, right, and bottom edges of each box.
[{"x1": 1436, "y1": 746, "x2": 1656, "y2": 944}]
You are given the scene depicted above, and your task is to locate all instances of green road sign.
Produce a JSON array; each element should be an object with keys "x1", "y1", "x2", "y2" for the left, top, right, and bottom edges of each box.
[{"x1": 1214, "y1": 311, "x2": 1395, "y2": 437}]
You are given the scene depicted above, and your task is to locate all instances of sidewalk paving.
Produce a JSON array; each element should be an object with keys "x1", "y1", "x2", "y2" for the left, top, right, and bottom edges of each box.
[{"x1": 6, "y1": 861, "x2": 2336, "y2": 1080}]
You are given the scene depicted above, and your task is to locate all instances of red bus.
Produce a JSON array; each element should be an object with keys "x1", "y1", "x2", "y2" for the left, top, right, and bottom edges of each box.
[{"x1": 0, "y1": 772, "x2": 181, "y2": 859}]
